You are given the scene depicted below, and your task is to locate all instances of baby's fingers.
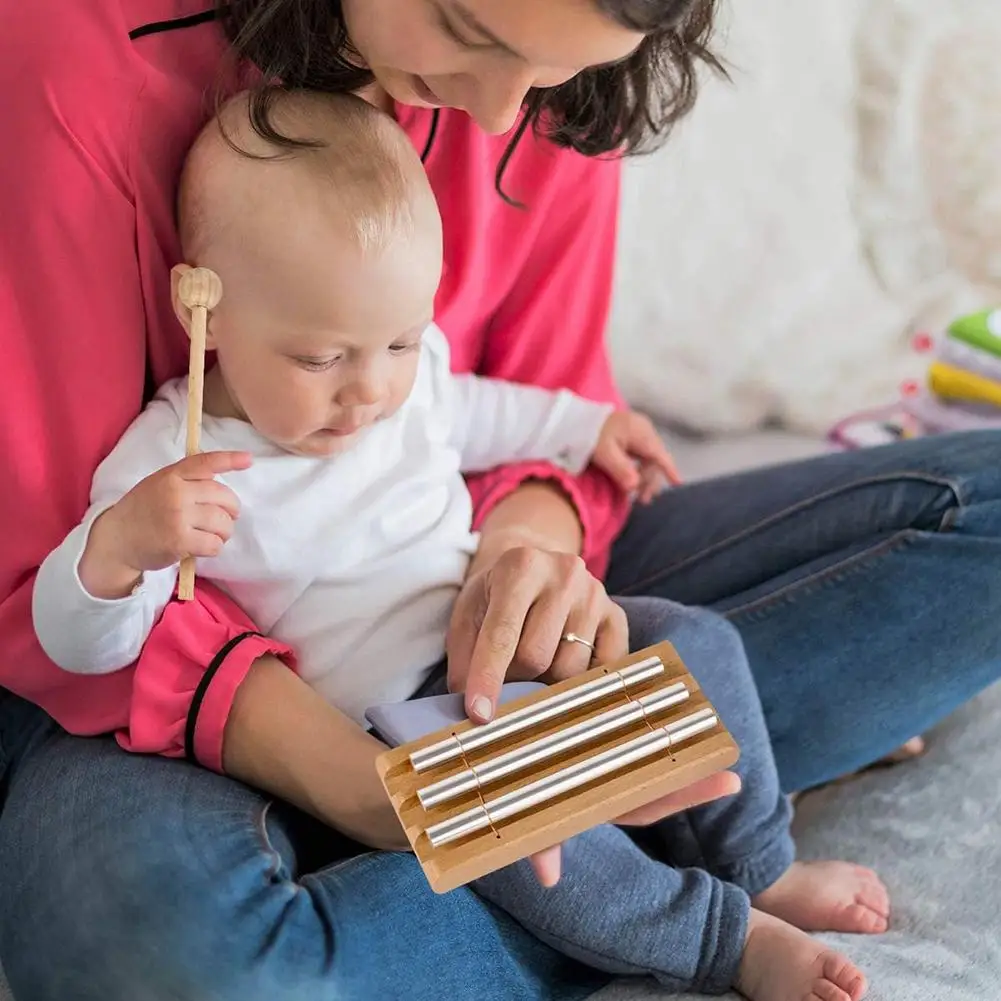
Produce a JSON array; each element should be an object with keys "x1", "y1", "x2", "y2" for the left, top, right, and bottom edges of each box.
[
  {"x1": 596, "y1": 444, "x2": 641, "y2": 493},
  {"x1": 636, "y1": 464, "x2": 665, "y2": 505},
  {"x1": 633, "y1": 430, "x2": 681, "y2": 486}
]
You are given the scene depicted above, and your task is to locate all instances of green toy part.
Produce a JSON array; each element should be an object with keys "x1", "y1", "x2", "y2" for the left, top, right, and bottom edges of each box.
[{"x1": 948, "y1": 308, "x2": 1001, "y2": 359}]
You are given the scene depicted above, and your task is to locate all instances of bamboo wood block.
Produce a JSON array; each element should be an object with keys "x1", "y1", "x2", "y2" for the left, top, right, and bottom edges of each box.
[{"x1": 376, "y1": 641, "x2": 740, "y2": 894}]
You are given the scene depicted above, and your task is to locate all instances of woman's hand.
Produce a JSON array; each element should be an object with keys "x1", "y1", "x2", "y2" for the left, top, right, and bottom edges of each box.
[
  {"x1": 446, "y1": 544, "x2": 629, "y2": 721},
  {"x1": 446, "y1": 546, "x2": 742, "y2": 884},
  {"x1": 446, "y1": 533, "x2": 741, "y2": 888},
  {"x1": 448, "y1": 480, "x2": 737, "y2": 886}
]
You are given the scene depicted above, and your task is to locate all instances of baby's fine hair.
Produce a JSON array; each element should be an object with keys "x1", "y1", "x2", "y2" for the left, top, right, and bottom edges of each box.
[{"x1": 178, "y1": 89, "x2": 430, "y2": 259}]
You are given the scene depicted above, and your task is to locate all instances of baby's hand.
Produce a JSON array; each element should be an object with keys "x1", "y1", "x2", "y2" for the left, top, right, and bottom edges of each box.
[
  {"x1": 592, "y1": 411, "x2": 681, "y2": 503},
  {"x1": 80, "y1": 451, "x2": 251, "y2": 598}
]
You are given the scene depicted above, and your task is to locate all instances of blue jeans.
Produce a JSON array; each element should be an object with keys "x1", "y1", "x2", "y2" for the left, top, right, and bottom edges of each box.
[
  {"x1": 3, "y1": 431, "x2": 1001, "y2": 999},
  {"x1": 607, "y1": 430, "x2": 1001, "y2": 790}
]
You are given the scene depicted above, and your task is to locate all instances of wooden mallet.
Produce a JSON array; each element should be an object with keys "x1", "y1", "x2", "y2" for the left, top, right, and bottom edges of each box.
[{"x1": 176, "y1": 267, "x2": 223, "y2": 601}]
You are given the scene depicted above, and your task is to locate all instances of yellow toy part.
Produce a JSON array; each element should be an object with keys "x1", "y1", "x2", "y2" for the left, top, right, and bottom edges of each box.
[{"x1": 928, "y1": 360, "x2": 1001, "y2": 410}]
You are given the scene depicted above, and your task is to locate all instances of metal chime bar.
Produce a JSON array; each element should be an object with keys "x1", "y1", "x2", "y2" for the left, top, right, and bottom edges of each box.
[
  {"x1": 409, "y1": 656, "x2": 665, "y2": 773},
  {"x1": 424, "y1": 707, "x2": 720, "y2": 848},
  {"x1": 417, "y1": 681, "x2": 691, "y2": 809}
]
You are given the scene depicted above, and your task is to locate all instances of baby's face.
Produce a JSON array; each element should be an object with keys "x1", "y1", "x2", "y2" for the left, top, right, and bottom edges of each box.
[{"x1": 201, "y1": 212, "x2": 442, "y2": 458}]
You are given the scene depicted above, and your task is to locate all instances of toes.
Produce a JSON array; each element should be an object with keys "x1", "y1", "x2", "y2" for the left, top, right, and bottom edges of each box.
[
  {"x1": 855, "y1": 886, "x2": 891, "y2": 920},
  {"x1": 852, "y1": 864, "x2": 885, "y2": 889},
  {"x1": 810, "y1": 982, "x2": 852, "y2": 1001},
  {"x1": 851, "y1": 867, "x2": 891, "y2": 916},
  {"x1": 848, "y1": 971, "x2": 868, "y2": 1001},
  {"x1": 818, "y1": 902, "x2": 886, "y2": 934},
  {"x1": 837, "y1": 902, "x2": 888, "y2": 934},
  {"x1": 821, "y1": 953, "x2": 868, "y2": 1000},
  {"x1": 879, "y1": 737, "x2": 924, "y2": 764}
]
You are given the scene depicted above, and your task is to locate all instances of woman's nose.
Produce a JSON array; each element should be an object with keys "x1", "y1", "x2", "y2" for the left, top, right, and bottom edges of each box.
[{"x1": 462, "y1": 64, "x2": 541, "y2": 135}]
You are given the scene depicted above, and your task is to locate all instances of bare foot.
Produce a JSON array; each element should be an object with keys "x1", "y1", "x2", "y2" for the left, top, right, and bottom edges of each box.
[
  {"x1": 753, "y1": 861, "x2": 890, "y2": 934},
  {"x1": 878, "y1": 736, "x2": 925, "y2": 764},
  {"x1": 736, "y1": 909, "x2": 867, "y2": 1001}
]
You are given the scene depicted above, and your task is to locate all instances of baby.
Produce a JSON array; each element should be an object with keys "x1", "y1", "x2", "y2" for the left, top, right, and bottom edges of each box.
[
  {"x1": 33, "y1": 91, "x2": 885, "y2": 1001},
  {"x1": 33, "y1": 91, "x2": 671, "y2": 723}
]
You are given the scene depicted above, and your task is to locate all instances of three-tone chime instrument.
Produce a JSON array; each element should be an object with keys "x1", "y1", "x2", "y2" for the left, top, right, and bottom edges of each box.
[{"x1": 376, "y1": 641, "x2": 740, "y2": 893}]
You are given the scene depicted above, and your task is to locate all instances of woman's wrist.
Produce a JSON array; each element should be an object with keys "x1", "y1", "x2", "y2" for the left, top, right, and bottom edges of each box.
[
  {"x1": 223, "y1": 654, "x2": 409, "y2": 849},
  {"x1": 472, "y1": 479, "x2": 583, "y2": 575}
]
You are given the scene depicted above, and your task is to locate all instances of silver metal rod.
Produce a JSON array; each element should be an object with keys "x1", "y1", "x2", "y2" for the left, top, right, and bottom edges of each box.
[
  {"x1": 409, "y1": 656, "x2": 665, "y2": 772},
  {"x1": 417, "y1": 682, "x2": 690, "y2": 808},
  {"x1": 425, "y1": 707, "x2": 719, "y2": 848}
]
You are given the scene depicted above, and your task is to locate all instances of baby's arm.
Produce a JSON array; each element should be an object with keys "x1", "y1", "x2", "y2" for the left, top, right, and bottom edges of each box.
[
  {"x1": 32, "y1": 399, "x2": 249, "y2": 675},
  {"x1": 447, "y1": 372, "x2": 680, "y2": 499},
  {"x1": 448, "y1": 372, "x2": 614, "y2": 475},
  {"x1": 33, "y1": 507, "x2": 179, "y2": 675}
]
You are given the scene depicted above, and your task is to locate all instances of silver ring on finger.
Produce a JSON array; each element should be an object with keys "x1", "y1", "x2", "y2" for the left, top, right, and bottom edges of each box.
[{"x1": 561, "y1": 631, "x2": 595, "y2": 653}]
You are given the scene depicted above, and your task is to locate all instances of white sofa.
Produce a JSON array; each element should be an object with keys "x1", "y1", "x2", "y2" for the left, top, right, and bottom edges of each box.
[{"x1": 608, "y1": 0, "x2": 1001, "y2": 439}]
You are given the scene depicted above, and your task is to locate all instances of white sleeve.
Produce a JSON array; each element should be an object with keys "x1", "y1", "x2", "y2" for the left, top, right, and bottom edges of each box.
[
  {"x1": 32, "y1": 392, "x2": 186, "y2": 675},
  {"x1": 447, "y1": 373, "x2": 614, "y2": 475}
]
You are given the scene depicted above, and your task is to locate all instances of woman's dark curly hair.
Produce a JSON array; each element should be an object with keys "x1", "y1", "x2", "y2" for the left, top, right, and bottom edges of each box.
[{"x1": 218, "y1": 0, "x2": 723, "y2": 199}]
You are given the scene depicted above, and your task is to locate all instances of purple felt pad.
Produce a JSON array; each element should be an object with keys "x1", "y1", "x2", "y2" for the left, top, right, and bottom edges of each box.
[{"x1": 365, "y1": 681, "x2": 548, "y2": 747}]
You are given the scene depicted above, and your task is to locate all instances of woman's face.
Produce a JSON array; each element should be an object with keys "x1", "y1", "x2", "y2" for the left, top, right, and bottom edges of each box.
[{"x1": 341, "y1": 0, "x2": 644, "y2": 134}]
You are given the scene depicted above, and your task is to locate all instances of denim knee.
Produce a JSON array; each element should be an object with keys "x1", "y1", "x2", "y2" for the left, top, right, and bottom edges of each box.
[
  {"x1": 0, "y1": 734, "x2": 332, "y2": 1001},
  {"x1": 0, "y1": 732, "x2": 601, "y2": 1001},
  {"x1": 616, "y1": 597, "x2": 751, "y2": 708}
]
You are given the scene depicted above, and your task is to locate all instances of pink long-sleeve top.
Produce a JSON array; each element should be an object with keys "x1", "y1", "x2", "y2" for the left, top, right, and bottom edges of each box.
[{"x1": 1, "y1": 0, "x2": 628, "y2": 771}]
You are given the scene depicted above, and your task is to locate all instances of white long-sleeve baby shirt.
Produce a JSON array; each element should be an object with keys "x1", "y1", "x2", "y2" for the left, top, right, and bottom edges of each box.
[{"x1": 33, "y1": 325, "x2": 612, "y2": 724}]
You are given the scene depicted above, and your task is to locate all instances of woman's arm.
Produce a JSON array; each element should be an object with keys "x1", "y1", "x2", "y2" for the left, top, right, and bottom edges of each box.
[
  {"x1": 460, "y1": 147, "x2": 630, "y2": 580},
  {"x1": 470, "y1": 481, "x2": 584, "y2": 568},
  {"x1": 223, "y1": 652, "x2": 740, "y2": 861},
  {"x1": 443, "y1": 140, "x2": 633, "y2": 697},
  {"x1": 224, "y1": 656, "x2": 408, "y2": 848},
  {"x1": 0, "y1": 6, "x2": 295, "y2": 776}
]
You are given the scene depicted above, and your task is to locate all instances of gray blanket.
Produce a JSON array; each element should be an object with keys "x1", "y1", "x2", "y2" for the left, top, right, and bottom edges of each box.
[
  {"x1": 596, "y1": 682, "x2": 1001, "y2": 1001},
  {"x1": 2, "y1": 684, "x2": 997, "y2": 1000}
]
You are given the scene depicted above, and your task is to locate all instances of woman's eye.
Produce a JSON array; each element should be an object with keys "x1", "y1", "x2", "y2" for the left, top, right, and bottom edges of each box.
[
  {"x1": 437, "y1": 12, "x2": 487, "y2": 49},
  {"x1": 389, "y1": 342, "x2": 420, "y2": 355}
]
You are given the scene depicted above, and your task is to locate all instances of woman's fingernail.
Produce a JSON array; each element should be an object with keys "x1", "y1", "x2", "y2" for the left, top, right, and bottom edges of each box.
[{"x1": 471, "y1": 695, "x2": 493, "y2": 720}]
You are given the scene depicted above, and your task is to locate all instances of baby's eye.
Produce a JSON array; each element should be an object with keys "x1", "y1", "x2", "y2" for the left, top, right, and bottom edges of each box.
[
  {"x1": 389, "y1": 341, "x2": 420, "y2": 355},
  {"x1": 294, "y1": 355, "x2": 341, "y2": 372}
]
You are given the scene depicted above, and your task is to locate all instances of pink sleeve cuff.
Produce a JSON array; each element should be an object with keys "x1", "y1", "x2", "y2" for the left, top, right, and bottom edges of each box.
[
  {"x1": 116, "y1": 581, "x2": 296, "y2": 773},
  {"x1": 468, "y1": 458, "x2": 600, "y2": 568},
  {"x1": 186, "y1": 630, "x2": 295, "y2": 772}
]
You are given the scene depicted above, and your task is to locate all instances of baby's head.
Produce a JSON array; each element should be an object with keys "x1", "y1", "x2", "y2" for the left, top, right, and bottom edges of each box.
[{"x1": 173, "y1": 90, "x2": 443, "y2": 457}]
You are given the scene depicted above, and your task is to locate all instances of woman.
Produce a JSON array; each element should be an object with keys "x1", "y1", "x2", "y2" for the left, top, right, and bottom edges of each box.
[{"x1": 1, "y1": 1, "x2": 999, "y2": 999}]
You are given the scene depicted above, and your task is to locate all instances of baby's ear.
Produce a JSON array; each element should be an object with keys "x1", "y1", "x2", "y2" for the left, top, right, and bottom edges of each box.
[{"x1": 170, "y1": 264, "x2": 218, "y2": 347}]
